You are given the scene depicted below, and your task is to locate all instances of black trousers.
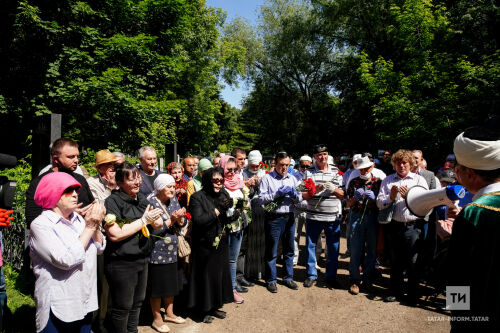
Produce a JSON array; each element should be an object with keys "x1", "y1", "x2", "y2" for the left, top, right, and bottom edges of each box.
[
  {"x1": 386, "y1": 220, "x2": 424, "y2": 298},
  {"x1": 236, "y1": 226, "x2": 248, "y2": 280},
  {"x1": 104, "y1": 258, "x2": 148, "y2": 333}
]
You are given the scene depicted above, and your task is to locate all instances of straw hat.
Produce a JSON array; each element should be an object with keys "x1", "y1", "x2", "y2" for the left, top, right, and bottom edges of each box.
[{"x1": 95, "y1": 149, "x2": 118, "y2": 167}]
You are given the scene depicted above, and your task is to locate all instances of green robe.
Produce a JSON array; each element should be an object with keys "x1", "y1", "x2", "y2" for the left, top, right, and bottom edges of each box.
[{"x1": 446, "y1": 190, "x2": 500, "y2": 331}]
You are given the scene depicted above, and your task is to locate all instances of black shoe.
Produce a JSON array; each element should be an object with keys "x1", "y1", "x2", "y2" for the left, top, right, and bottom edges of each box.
[
  {"x1": 211, "y1": 309, "x2": 226, "y2": 319},
  {"x1": 326, "y1": 280, "x2": 342, "y2": 289},
  {"x1": 283, "y1": 280, "x2": 299, "y2": 290},
  {"x1": 384, "y1": 295, "x2": 398, "y2": 302},
  {"x1": 403, "y1": 295, "x2": 418, "y2": 307},
  {"x1": 303, "y1": 278, "x2": 316, "y2": 288},
  {"x1": 238, "y1": 277, "x2": 255, "y2": 287},
  {"x1": 267, "y1": 283, "x2": 278, "y2": 293},
  {"x1": 360, "y1": 282, "x2": 374, "y2": 293},
  {"x1": 234, "y1": 284, "x2": 248, "y2": 293}
]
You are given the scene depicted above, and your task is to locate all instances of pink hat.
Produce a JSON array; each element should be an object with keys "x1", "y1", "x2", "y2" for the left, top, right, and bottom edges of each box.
[{"x1": 35, "y1": 172, "x2": 82, "y2": 209}]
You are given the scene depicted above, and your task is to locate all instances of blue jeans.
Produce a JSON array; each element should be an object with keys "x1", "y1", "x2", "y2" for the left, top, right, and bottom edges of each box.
[
  {"x1": 305, "y1": 218, "x2": 340, "y2": 281},
  {"x1": 40, "y1": 310, "x2": 92, "y2": 333},
  {"x1": 265, "y1": 215, "x2": 295, "y2": 284},
  {"x1": 349, "y1": 211, "x2": 378, "y2": 284},
  {"x1": 228, "y1": 230, "x2": 244, "y2": 289}
]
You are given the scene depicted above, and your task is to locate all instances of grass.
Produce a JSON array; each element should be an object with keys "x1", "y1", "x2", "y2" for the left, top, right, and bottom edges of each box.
[{"x1": 3, "y1": 264, "x2": 36, "y2": 332}]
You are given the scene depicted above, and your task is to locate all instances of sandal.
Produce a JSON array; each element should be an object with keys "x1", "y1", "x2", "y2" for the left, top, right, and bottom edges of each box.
[
  {"x1": 164, "y1": 316, "x2": 186, "y2": 324},
  {"x1": 152, "y1": 321, "x2": 170, "y2": 333},
  {"x1": 203, "y1": 315, "x2": 213, "y2": 323}
]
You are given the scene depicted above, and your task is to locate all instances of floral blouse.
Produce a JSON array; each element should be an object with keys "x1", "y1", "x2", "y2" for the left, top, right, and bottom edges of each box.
[{"x1": 148, "y1": 196, "x2": 181, "y2": 264}]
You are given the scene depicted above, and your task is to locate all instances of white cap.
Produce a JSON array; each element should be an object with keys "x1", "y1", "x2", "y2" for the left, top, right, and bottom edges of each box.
[
  {"x1": 299, "y1": 155, "x2": 312, "y2": 162},
  {"x1": 248, "y1": 150, "x2": 262, "y2": 165}
]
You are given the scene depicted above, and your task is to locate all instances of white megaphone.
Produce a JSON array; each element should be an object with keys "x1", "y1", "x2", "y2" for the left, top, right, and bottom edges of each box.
[{"x1": 405, "y1": 184, "x2": 466, "y2": 218}]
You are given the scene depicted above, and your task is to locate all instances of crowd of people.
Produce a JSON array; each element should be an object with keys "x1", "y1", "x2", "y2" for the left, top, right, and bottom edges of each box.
[{"x1": 17, "y1": 120, "x2": 500, "y2": 332}]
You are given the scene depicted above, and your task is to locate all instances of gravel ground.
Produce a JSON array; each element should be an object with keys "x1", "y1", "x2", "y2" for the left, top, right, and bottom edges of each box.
[{"x1": 139, "y1": 232, "x2": 450, "y2": 333}]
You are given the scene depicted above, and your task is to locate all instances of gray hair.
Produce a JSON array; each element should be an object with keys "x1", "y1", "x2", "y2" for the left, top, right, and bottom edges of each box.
[
  {"x1": 113, "y1": 151, "x2": 125, "y2": 159},
  {"x1": 138, "y1": 146, "x2": 156, "y2": 159}
]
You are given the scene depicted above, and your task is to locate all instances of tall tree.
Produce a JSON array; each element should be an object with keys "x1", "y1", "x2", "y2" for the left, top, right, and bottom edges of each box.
[{"x1": 0, "y1": 0, "x2": 233, "y2": 156}]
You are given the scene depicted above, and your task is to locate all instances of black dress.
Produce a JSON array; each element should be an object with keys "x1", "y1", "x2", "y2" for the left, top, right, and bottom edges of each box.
[
  {"x1": 186, "y1": 170, "x2": 233, "y2": 313},
  {"x1": 148, "y1": 196, "x2": 183, "y2": 298},
  {"x1": 245, "y1": 197, "x2": 266, "y2": 280}
]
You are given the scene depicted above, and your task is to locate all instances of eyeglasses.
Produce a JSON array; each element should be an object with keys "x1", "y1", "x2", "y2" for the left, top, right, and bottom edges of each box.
[
  {"x1": 63, "y1": 186, "x2": 80, "y2": 195},
  {"x1": 226, "y1": 168, "x2": 237, "y2": 173},
  {"x1": 126, "y1": 177, "x2": 142, "y2": 184},
  {"x1": 212, "y1": 178, "x2": 223, "y2": 184}
]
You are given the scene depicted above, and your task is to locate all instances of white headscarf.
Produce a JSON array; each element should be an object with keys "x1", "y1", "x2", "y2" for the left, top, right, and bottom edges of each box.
[
  {"x1": 454, "y1": 132, "x2": 500, "y2": 170},
  {"x1": 153, "y1": 174, "x2": 175, "y2": 195}
]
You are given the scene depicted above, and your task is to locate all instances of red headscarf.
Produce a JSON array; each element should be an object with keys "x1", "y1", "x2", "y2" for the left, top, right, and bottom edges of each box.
[{"x1": 219, "y1": 155, "x2": 244, "y2": 191}]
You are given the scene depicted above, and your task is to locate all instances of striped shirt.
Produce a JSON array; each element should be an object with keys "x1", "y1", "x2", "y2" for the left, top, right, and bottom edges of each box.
[
  {"x1": 301, "y1": 165, "x2": 343, "y2": 221},
  {"x1": 376, "y1": 172, "x2": 428, "y2": 222}
]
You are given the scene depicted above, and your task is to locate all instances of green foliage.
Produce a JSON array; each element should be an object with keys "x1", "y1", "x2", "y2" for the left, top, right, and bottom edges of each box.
[
  {"x1": 3, "y1": 264, "x2": 36, "y2": 313},
  {"x1": 0, "y1": 0, "x2": 245, "y2": 157},
  {"x1": 0, "y1": 158, "x2": 32, "y2": 218}
]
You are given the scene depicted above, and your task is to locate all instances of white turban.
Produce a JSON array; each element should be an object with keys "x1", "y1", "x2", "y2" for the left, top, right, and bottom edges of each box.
[
  {"x1": 153, "y1": 174, "x2": 175, "y2": 193},
  {"x1": 248, "y1": 150, "x2": 262, "y2": 165},
  {"x1": 453, "y1": 132, "x2": 500, "y2": 170}
]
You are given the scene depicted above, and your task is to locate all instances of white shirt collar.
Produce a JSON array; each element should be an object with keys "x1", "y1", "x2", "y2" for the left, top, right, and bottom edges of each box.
[
  {"x1": 394, "y1": 171, "x2": 417, "y2": 180},
  {"x1": 472, "y1": 182, "x2": 500, "y2": 201}
]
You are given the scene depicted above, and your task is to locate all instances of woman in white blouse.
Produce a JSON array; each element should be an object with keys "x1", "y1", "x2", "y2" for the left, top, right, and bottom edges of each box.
[{"x1": 30, "y1": 172, "x2": 105, "y2": 332}]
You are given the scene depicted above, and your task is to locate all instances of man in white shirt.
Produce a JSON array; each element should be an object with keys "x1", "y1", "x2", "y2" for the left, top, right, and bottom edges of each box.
[{"x1": 376, "y1": 149, "x2": 428, "y2": 304}]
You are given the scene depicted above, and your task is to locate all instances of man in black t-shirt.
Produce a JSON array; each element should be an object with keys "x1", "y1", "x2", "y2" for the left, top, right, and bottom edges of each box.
[{"x1": 25, "y1": 138, "x2": 95, "y2": 227}]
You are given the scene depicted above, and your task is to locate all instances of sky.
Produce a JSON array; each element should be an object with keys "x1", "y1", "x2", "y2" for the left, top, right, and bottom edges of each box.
[{"x1": 206, "y1": 0, "x2": 266, "y2": 108}]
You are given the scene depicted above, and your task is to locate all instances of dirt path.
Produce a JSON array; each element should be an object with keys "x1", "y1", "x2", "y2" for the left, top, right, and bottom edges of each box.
[{"x1": 139, "y1": 234, "x2": 450, "y2": 333}]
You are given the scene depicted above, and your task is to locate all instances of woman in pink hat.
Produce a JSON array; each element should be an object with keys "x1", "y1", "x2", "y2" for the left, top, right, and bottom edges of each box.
[{"x1": 29, "y1": 172, "x2": 106, "y2": 333}]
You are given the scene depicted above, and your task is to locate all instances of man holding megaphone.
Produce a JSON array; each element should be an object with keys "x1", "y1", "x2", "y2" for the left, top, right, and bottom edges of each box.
[
  {"x1": 445, "y1": 121, "x2": 500, "y2": 331},
  {"x1": 376, "y1": 149, "x2": 429, "y2": 304}
]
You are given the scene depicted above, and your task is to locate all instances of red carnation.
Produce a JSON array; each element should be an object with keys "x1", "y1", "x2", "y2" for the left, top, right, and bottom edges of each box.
[
  {"x1": 184, "y1": 212, "x2": 192, "y2": 220},
  {"x1": 265, "y1": 170, "x2": 269, "y2": 174},
  {"x1": 304, "y1": 178, "x2": 316, "y2": 196}
]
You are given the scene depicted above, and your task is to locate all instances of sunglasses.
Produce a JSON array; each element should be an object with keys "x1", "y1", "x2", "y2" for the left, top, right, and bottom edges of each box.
[
  {"x1": 212, "y1": 178, "x2": 223, "y2": 184},
  {"x1": 226, "y1": 168, "x2": 237, "y2": 173},
  {"x1": 299, "y1": 165, "x2": 308, "y2": 169},
  {"x1": 63, "y1": 186, "x2": 80, "y2": 195}
]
